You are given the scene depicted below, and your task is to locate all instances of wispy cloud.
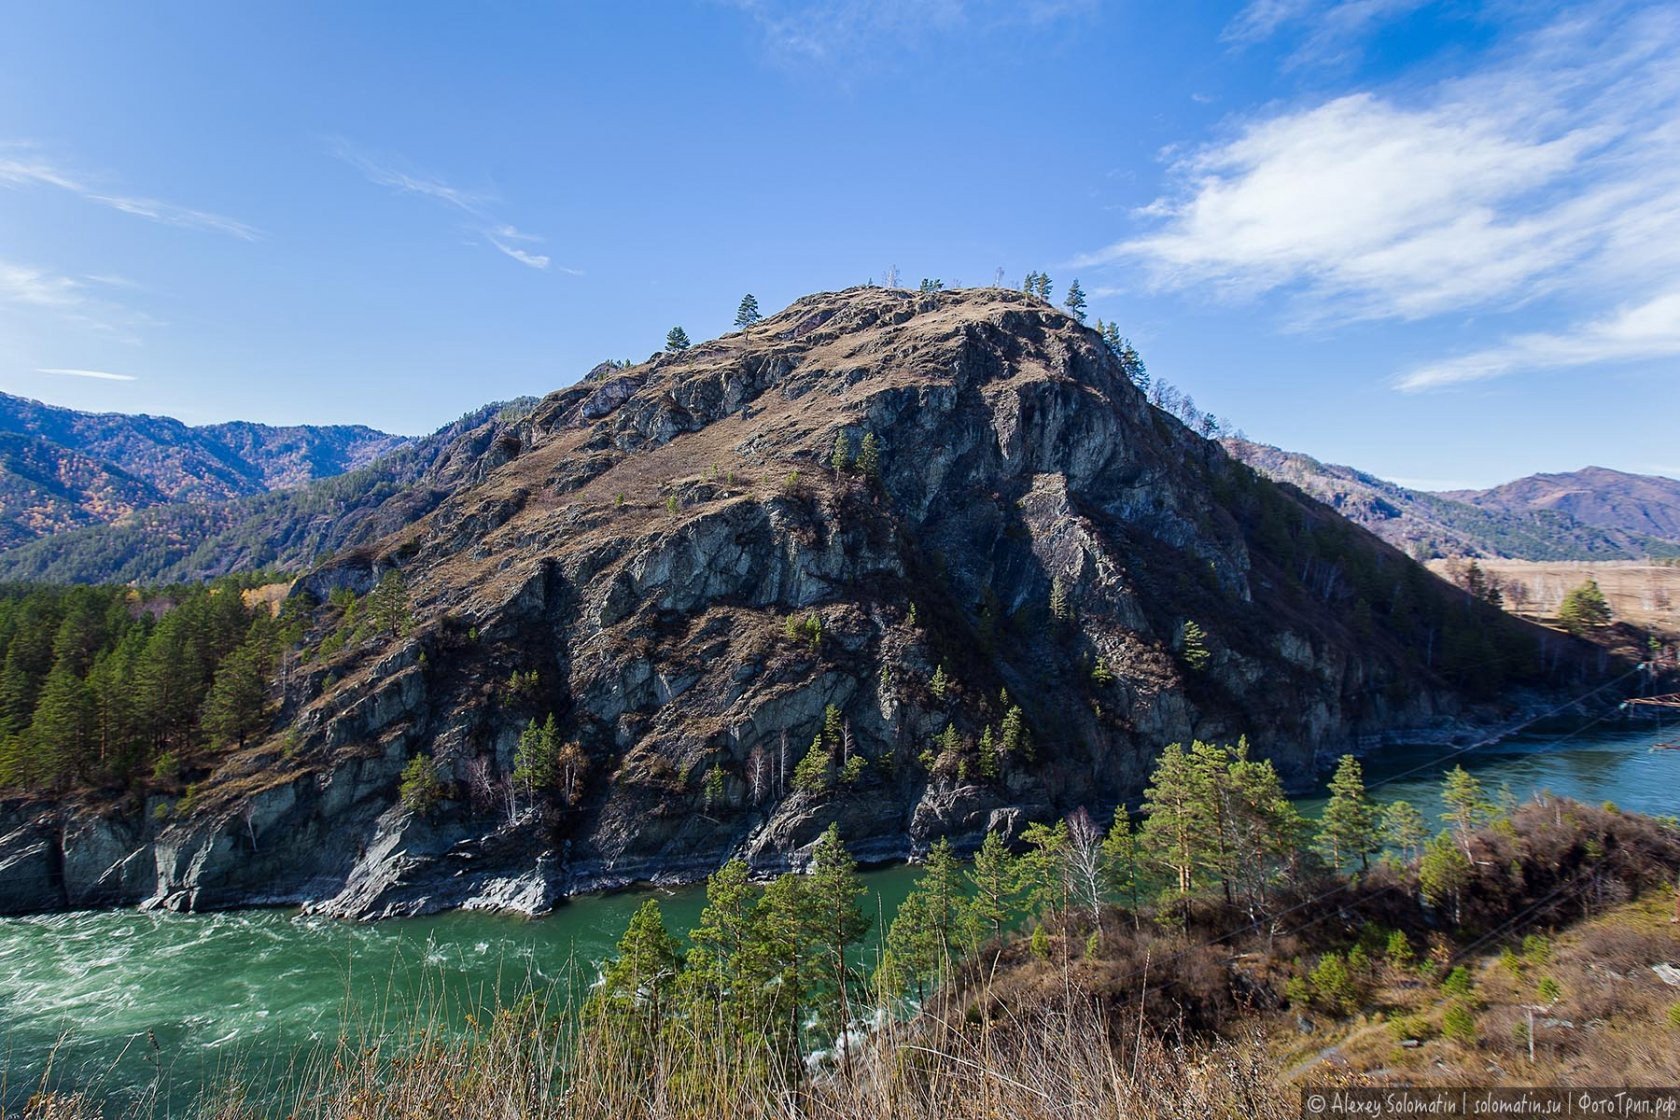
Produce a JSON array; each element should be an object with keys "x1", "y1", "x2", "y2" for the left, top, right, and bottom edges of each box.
[
  {"x1": 0, "y1": 146, "x2": 260, "y2": 240},
  {"x1": 331, "y1": 139, "x2": 563, "y2": 272},
  {"x1": 1222, "y1": 0, "x2": 1433, "y2": 67},
  {"x1": 0, "y1": 259, "x2": 153, "y2": 339},
  {"x1": 725, "y1": 0, "x2": 1093, "y2": 66},
  {"x1": 1086, "y1": 3, "x2": 1680, "y2": 388},
  {"x1": 35, "y1": 367, "x2": 138, "y2": 382},
  {"x1": 1398, "y1": 287, "x2": 1680, "y2": 390}
]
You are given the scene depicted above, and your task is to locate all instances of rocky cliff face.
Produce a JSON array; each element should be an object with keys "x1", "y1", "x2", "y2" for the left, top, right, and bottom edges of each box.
[{"x1": 0, "y1": 288, "x2": 1592, "y2": 919}]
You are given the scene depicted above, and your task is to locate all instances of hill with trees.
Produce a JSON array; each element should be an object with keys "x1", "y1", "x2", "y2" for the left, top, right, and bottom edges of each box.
[
  {"x1": 0, "y1": 287, "x2": 1609, "y2": 920},
  {"x1": 1442, "y1": 466, "x2": 1680, "y2": 543},
  {"x1": 0, "y1": 391, "x2": 409, "y2": 549}
]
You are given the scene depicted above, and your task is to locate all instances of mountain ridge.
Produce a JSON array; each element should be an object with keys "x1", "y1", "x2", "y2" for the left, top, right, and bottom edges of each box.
[
  {"x1": 1223, "y1": 439, "x2": 1680, "y2": 562},
  {"x1": 1441, "y1": 465, "x2": 1680, "y2": 542},
  {"x1": 0, "y1": 391, "x2": 411, "y2": 549}
]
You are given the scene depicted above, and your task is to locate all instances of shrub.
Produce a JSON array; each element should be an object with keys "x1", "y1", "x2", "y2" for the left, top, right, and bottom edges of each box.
[
  {"x1": 1442, "y1": 965, "x2": 1475, "y2": 999},
  {"x1": 1385, "y1": 929, "x2": 1415, "y2": 971},
  {"x1": 1667, "y1": 1002, "x2": 1680, "y2": 1029},
  {"x1": 1310, "y1": 952, "x2": 1358, "y2": 1014},
  {"x1": 1442, "y1": 1001, "x2": 1477, "y2": 1044},
  {"x1": 1387, "y1": 1013, "x2": 1433, "y2": 1041},
  {"x1": 1030, "y1": 926, "x2": 1051, "y2": 961},
  {"x1": 1521, "y1": 934, "x2": 1551, "y2": 966}
]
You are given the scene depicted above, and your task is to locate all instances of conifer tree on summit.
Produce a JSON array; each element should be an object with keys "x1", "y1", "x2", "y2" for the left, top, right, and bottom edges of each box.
[{"x1": 734, "y1": 293, "x2": 761, "y2": 328}]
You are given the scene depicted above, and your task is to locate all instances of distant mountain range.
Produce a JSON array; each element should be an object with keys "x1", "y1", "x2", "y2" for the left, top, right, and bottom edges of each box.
[
  {"x1": 0, "y1": 399, "x2": 533, "y2": 585},
  {"x1": 0, "y1": 392, "x2": 410, "y2": 549},
  {"x1": 0, "y1": 390, "x2": 1674, "y2": 586},
  {"x1": 1440, "y1": 466, "x2": 1680, "y2": 543},
  {"x1": 1223, "y1": 439, "x2": 1680, "y2": 561}
]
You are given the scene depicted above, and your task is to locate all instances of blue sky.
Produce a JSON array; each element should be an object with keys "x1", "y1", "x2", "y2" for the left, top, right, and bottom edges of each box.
[{"x1": 1, "y1": 1, "x2": 1675, "y2": 489}]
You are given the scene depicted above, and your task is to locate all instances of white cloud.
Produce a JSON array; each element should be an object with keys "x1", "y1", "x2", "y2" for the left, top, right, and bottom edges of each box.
[
  {"x1": 331, "y1": 140, "x2": 562, "y2": 272},
  {"x1": 35, "y1": 367, "x2": 138, "y2": 382},
  {"x1": 0, "y1": 148, "x2": 259, "y2": 240},
  {"x1": 1090, "y1": 4, "x2": 1680, "y2": 386},
  {"x1": 1397, "y1": 287, "x2": 1680, "y2": 390}
]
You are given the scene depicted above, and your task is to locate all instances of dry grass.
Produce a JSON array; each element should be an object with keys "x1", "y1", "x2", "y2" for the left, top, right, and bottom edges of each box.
[{"x1": 12, "y1": 990, "x2": 1293, "y2": 1120}]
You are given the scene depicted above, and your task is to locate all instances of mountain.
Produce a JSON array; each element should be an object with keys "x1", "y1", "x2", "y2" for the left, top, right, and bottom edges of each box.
[
  {"x1": 0, "y1": 288, "x2": 1598, "y2": 919},
  {"x1": 1222, "y1": 439, "x2": 1680, "y2": 561},
  {"x1": 1441, "y1": 466, "x2": 1680, "y2": 542},
  {"x1": 0, "y1": 400, "x2": 534, "y2": 585},
  {"x1": 0, "y1": 392, "x2": 410, "y2": 548}
]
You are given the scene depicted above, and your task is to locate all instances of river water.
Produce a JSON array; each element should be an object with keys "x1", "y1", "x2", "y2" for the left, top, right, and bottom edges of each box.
[{"x1": 3, "y1": 718, "x2": 1676, "y2": 1113}]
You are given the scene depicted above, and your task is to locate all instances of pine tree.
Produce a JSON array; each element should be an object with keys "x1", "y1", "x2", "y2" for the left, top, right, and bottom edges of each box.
[
  {"x1": 856, "y1": 432, "x2": 881, "y2": 480},
  {"x1": 1441, "y1": 765, "x2": 1489, "y2": 854},
  {"x1": 1180, "y1": 620, "x2": 1211, "y2": 671},
  {"x1": 878, "y1": 839, "x2": 974, "y2": 999},
  {"x1": 200, "y1": 628, "x2": 273, "y2": 748},
  {"x1": 804, "y1": 825, "x2": 870, "y2": 1044},
  {"x1": 1382, "y1": 799, "x2": 1429, "y2": 863},
  {"x1": 792, "y1": 732, "x2": 831, "y2": 793},
  {"x1": 930, "y1": 664, "x2": 949, "y2": 701},
  {"x1": 734, "y1": 293, "x2": 762, "y2": 328},
  {"x1": 1557, "y1": 578, "x2": 1612, "y2": 634},
  {"x1": 967, "y1": 831, "x2": 1016, "y2": 942},
  {"x1": 1139, "y1": 741, "x2": 1216, "y2": 899},
  {"x1": 1216, "y1": 741, "x2": 1307, "y2": 909},
  {"x1": 27, "y1": 660, "x2": 96, "y2": 786},
  {"x1": 1419, "y1": 830, "x2": 1471, "y2": 925},
  {"x1": 587, "y1": 898, "x2": 683, "y2": 1045},
  {"x1": 1317, "y1": 754, "x2": 1382, "y2": 872},
  {"x1": 742, "y1": 871, "x2": 812, "y2": 1053},
  {"x1": 999, "y1": 704, "x2": 1030, "y2": 759},
  {"x1": 830, "y1": 431, "x2": 851, "y2": 473},
  {"x1": 1049, "y1": 576, "x2": 1071, "y2": 622},
  {"x1": 513, "y1": 713, "x2": 560, "y2": 799},
  {"x1": 1064, "y1": 279, "x2": 1087, "y2": 323},
  {"x1": 1101, "y1": 810, "x2": 1143, "y2": 917},
  {"x1": 680, "y1": 858, "x2": 760, "y2": 1030},
  {"x1": 365, "y1": 571, "x2": 411, "y2": 637},
  {"x1": 665, "y1": 326, "x2": 691, "y2": 352},
  {"x1": 1036, "y1": 273, "x2": 1053, "y2": 301},
  {"x1": 1014, "y1": 820, "x2": 1070, "y2": 921}
]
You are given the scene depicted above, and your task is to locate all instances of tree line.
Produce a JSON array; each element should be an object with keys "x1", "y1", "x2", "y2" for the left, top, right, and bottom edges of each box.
[
  {"x1": 0, "y1": 573, "x2": 411, "y2": 794},
  {"x1": 0, "y1": 580, "x2": 283, "y2": 790},
  {"x1": 587, "y1": 740, "x2": 1508, "y2": 1060}
]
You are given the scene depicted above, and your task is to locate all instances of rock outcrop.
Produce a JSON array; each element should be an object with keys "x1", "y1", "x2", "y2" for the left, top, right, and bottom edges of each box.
[{"x1": 0, "y1": 288, "x2": 1595, "y2": 918}]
